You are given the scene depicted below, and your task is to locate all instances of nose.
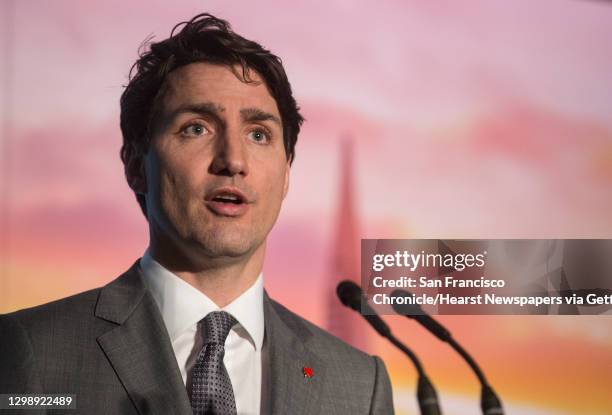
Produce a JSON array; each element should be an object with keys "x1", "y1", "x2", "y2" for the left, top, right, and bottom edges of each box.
[{"x1": 210, "y1": 128, "x2": 249, "y2": 177}]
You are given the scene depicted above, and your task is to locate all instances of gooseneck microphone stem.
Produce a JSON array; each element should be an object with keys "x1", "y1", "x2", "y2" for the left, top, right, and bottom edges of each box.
[
  {"x1": 447, "y1": 335, "x2": 503, "y2": 414},
  {"x1": 386, "y1": 333, "x2": 424, "y2": 374},
  {"x1": 337, "y1": 281, "x2": 442, "y2": 415},
  {"x1": 447, "y1": 336, "x2": 487, "y2": 386},
  {"x1": 390, "y1": 289, "x2": 504, "y2": 415}
]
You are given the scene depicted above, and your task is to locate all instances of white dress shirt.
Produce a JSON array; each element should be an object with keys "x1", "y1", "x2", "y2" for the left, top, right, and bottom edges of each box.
[{"x1": 139, "y1": 249, "x2": 264, "y2": 415}]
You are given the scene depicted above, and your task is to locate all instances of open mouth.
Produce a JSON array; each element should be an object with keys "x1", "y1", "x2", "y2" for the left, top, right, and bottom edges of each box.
[
  {"x1": 206, "y1": 187, "x2": 250, "y2": 217},
  {"x1": 211, "y1": 193, "x2": 244, "y2": 205}
]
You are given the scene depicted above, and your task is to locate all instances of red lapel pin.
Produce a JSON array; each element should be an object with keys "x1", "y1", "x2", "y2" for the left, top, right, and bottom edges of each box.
[{"x1": 302, "y1": 366, "x2": 314, "y2": 378}]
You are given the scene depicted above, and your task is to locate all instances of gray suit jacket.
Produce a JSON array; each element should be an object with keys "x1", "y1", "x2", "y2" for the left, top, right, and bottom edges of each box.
[{"x1": 0, "y1": 260, "x2": 394, "y2": 414}]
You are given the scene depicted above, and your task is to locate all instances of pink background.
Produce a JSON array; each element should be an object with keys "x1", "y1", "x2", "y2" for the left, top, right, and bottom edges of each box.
[{"x1": 1, "y1": 1, "x2": 611, "y2": 413}]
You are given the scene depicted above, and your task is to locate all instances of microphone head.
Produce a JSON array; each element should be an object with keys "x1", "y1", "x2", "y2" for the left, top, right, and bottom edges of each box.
[
  {"x1": 336, "y1": 280, "x2": 362, "y2": 311},
  {"x1": 337, "y1": 280, "x2": 392, "y2": 338},
  {"x1": 390, "y1": 289, "x2": 424, "y2": 317}
]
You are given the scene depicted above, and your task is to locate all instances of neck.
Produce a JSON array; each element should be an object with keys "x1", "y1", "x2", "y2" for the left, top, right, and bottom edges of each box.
[{"x1": 148, "y1": 237, "x2": 265, "y2": 308}]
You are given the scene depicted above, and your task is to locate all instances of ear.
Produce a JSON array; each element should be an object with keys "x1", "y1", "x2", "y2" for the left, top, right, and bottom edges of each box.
[
  {"x1": 282, "y1": 159, "x2": 290, "y2": 200},
  {"x1": 126, "y1": 150, "x2": 147, "y2": 195}
]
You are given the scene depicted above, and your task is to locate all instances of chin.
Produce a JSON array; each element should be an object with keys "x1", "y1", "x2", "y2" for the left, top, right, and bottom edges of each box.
[
  {"x1": 208, "y1": 243, "x2": 253, "y2": 258},
  {"x1": 195, "y1": 231, "x2": 258, "y2": 259}
]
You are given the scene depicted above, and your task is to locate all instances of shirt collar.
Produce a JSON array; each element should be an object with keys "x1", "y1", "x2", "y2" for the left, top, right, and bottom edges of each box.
[{"x1": 139, "y1": 248, "x2": 264, "y2": 350}]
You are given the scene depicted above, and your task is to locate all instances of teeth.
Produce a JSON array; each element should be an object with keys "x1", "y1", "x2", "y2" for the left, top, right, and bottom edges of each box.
[{"x1": 215, "y1": 193, "x2": 239, "y2": 201}]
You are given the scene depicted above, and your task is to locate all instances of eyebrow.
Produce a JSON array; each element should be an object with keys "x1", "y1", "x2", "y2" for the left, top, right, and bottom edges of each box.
[
  {"x1": 165, "y1": 102, "x2": 281, "y2": 128},
  {"x1": 240, "y1": 107, "x2": 282, "y2": 127},
  {"x1": 167, "y1": 102, "x2": 225, "y2": 122}
]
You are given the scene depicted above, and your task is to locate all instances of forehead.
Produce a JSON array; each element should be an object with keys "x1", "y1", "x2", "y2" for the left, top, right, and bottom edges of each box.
[{"x1": 160, "y1": 62, "x2": 279, "y2": 116}]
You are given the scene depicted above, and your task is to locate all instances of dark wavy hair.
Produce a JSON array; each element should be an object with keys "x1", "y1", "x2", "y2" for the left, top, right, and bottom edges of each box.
[{"x1": 120, "y1": 13, "x2": 304, "y2": 217}]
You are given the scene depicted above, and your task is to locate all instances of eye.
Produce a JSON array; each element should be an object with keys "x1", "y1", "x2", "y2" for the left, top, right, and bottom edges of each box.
[
  {"x1": 181, "y1": 123, "x2": 209, "y2": 137},
  {"x1": 248, "y1": 128, "x2": 270, "y2": 143}
]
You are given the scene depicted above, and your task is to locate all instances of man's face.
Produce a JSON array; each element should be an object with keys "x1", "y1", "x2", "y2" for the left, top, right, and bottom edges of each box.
[{"x1": 138, "y1": 62, "x2": 290, "y2": 261}]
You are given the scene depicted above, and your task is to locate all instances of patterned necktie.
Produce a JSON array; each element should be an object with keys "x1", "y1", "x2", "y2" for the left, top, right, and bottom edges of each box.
[{"x1": 190, "y1": 311, "x2": 238, "y2": 415}]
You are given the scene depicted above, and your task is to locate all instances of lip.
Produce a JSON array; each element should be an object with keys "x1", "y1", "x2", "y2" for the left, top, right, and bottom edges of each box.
[{"x1": 205, "y1": 186, "x2": 251, "y2": 217}]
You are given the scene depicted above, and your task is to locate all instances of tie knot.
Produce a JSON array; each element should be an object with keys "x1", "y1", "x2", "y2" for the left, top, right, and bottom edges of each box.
[{"x1": 201, "y1": 311, "x2": 237, "y2": 345}]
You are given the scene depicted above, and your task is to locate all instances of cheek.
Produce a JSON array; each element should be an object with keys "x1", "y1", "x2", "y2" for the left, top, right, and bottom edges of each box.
[
  {"x1": 157, "y1": 157, "x2": 201, "y2": 208},
  {"x1": 260, "y1": 166, "x2": 287, "y2": 210}
]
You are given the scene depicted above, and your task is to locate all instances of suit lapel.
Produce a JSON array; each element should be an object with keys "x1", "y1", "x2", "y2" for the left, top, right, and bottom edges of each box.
[
  {"x1": 95, "y1": 261, "x2": 192, "y2": 415},
  {"x1": 264, "y1": 293, "x2": 326, "y2": 415}
]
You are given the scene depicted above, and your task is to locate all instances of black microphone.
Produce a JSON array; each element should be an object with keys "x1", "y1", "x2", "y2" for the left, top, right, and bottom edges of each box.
[
  {"x1": 390, "y1": 289, "x2": 504, "y2": 415},
  {"x1": 337, "y1": 281, "x2": 442, "y2": 415}
]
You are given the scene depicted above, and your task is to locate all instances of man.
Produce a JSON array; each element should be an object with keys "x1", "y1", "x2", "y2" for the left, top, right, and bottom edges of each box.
[{"x1": 0, "y1": 13, "x2": 394, "y2": 415}]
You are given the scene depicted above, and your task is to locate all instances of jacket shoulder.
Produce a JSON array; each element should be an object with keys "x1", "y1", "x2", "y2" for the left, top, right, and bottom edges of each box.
[
  {"x1": 1, "y1": 287, "x2": 102, "y2": 330},
  {"x1": 0, "y1": 287, "x2": 112, "y2": 357}
]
